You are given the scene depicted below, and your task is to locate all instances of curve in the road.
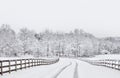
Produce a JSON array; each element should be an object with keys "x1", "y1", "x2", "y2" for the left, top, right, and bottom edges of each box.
[
  {"x1": 52, "y1": 62, "x2": 72, "y2": 78},
  {"x1": 73, "y1": 62, "x2": 79, "y2": 78}
]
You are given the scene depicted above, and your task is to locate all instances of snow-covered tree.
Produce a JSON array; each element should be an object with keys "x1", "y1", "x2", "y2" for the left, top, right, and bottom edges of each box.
[
  {"x1": 18, "y1": 28, "x2": 39, "y2": 56},
  {"x1": 0, "y1": 24, "x2": 17, "y2": 56}
]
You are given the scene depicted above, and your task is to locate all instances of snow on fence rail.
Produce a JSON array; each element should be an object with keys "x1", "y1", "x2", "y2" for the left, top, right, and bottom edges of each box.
[
  {"x1": 0, "y1": 58, "x2": 59, "y2": 75},
  {"x1": 82, "y1": 59, "x2": 120, "y2": 70}
]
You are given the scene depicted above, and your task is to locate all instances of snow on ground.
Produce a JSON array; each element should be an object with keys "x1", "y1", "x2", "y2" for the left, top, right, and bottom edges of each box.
[
  {"x1": 94, "y1": 54, "x2": 120, "y2": 60},
  {"x1": 83, "y1": 54, "x2": 120, "y2": 60},
  {"x1": 57, "y1": 60, "x2": 76, "y2": 78},
  {"x1": 0, "y1": 58, "x2": 120, "y2": 78},
  {"x1": 0, "y1": 58, "x2": 69, "y2": 78},
  {"x1": 0, "y1": 56, "x2": 58, "y2": 60},
  {"x1": 77, "y1": 59, "x2": 120, "y2": 78}
]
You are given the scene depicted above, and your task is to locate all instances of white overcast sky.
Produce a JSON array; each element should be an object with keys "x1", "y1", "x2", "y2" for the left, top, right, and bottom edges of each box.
[{"x1": 0, "y1": 0, "x2": 120, "y2": 37}]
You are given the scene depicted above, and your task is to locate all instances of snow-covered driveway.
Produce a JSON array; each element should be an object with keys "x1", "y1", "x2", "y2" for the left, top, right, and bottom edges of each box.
[{"x1": 1, "y1": 58, "x2": 120, "y2": 78}]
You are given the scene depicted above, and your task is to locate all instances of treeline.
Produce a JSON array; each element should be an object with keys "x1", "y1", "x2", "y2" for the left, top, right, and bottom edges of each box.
[{"x1": 0, "y1": 24, "x2": 120, "y2": 57}]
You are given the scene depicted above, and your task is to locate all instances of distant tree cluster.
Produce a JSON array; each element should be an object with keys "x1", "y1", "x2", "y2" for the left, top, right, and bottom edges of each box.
[{"x1": 0, "y1": 24, "x2": 120, "y2": 57}]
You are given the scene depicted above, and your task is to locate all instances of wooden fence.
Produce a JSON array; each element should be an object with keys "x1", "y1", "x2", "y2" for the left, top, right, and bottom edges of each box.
[
  {"x1": 0, "y1": 58, "x2": 59, "y2": 75},
  {"x1": 82, "y1": 59, "x2": 120, "y2": 70}
]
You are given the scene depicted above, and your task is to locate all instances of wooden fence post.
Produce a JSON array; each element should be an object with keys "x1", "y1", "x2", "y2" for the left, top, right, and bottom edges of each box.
[
  {"x1": 29, "y1": 59, "x2": 31, "y2": 67},
  {"x1": 35, "y1": 59, "x2": 36, "y2": 66},
  {"x1": 20, "y1": 60, "x2": 22, "y2": 70},
  {"x1": 0, "y1": 61, "x2": 3, "y2": 75},
  {"x1": 118, "y1": 60, "x2": 120, "y2": 70},
  {"x1": 9, "y1": 60, "x2": 11, "y2": 73},
  {"x1": 38, "y1": 59, "x2": 40, "y2": 65},
  {"x1": 32, "y1": 59, "x2": 33, "y2": 67},
  {"x1": 39, "y1": 60, "x2": 41, "y2": 65},
  {"x1": 31, "y1": 59, "x2": 32, "y2": 67},
  {"x1": 36, "y1": 59, "x2": 37, "y2": 66},
  {"x1": 33, "y1": 59, "x2": 34, "y2": 66},
  {"x1": 15, "y1": 60, "x2": 17, "y2": 71},
  {"x1": 37, "y1": 59, "x2": 38, "y2": 66},
  {"x1": 28, "y1": 59, "x2": 30, "y2": 67},
  {"x1": 25, "y1": 59, "x2": 26, "y2": 69},
  {"x1": 35, "y1": 59, "x2": 37, "y2": 66}
]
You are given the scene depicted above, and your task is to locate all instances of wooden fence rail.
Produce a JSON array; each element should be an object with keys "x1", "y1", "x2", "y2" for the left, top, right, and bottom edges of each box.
[
  {"x1": 0, "y1": 58, "x2": 59, "y2": 75},
  {"x1": 82, "y1": 59, "x2": 120, "y2": 70}
]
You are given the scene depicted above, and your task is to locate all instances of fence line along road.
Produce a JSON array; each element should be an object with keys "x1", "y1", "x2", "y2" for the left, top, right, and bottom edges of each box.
[
  {"x1": 82, "y1": 59, "x2": 120, "y2": 70},
  {"x1": 0, "y1": 58, "x2": 59, "y2": 75}
]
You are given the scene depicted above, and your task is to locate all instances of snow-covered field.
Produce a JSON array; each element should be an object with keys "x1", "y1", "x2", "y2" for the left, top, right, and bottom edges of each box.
[
  {"x1": 0, "y1": 56, "x2": 58, "y2": 60},
  {"x1": 83, "y1": 54, "x2": 120, "y2": 60},
  {"x1": 0, "y1": 58, "x2": 120, "y2": 78}
]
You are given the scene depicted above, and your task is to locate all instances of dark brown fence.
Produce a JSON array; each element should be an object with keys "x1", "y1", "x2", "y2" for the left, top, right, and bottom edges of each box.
[
  {"x1": 82, "y1": 59, "x2": 120, "y2": 70},
  {"x1": 0, "y1": 58, "x2": 59, "y2": 75}
]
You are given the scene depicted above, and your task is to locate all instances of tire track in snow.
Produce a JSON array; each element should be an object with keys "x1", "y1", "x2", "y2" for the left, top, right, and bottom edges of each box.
[
  {"x1": 73, "y1": 62, "x2": 78, "y2": 78},
  {"x1": 50, "y1": 62, "x2": 72, "y2": 78}
]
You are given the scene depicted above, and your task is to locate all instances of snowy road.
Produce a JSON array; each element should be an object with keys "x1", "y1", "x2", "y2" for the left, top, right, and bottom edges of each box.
[{"x1": 1, "y1": 58, "x2": 120, "y2": 78}]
